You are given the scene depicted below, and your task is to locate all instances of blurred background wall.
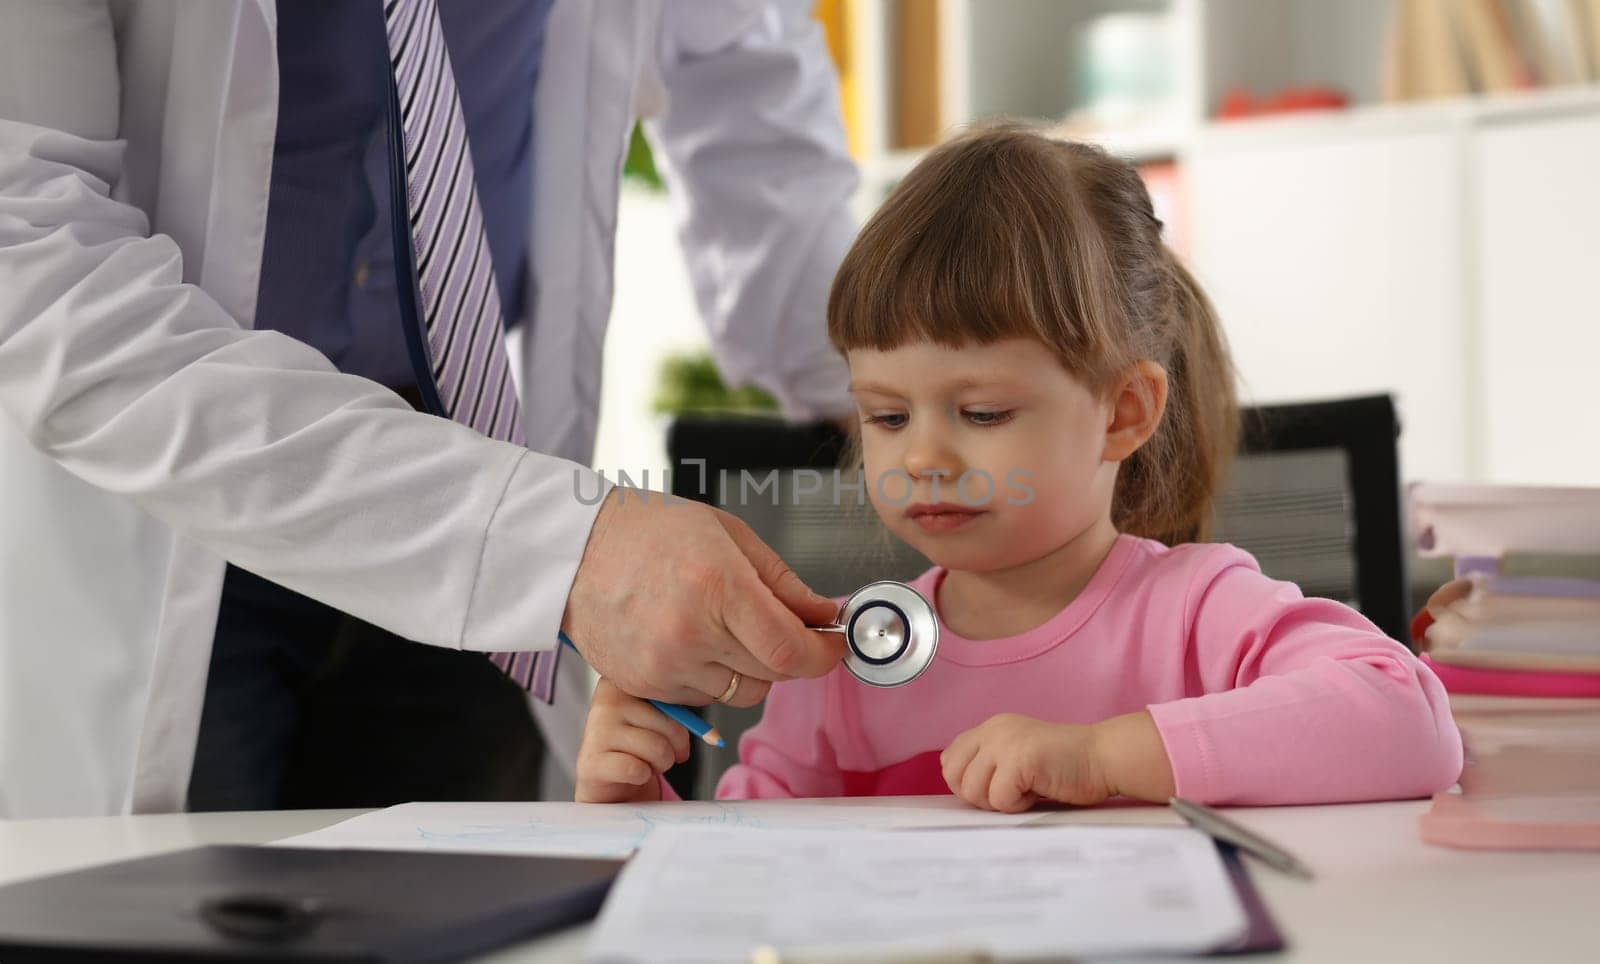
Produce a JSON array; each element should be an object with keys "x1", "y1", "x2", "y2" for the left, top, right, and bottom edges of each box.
[{"x1": 596, "y1": 0, "x2": 1600, "y2": 488}]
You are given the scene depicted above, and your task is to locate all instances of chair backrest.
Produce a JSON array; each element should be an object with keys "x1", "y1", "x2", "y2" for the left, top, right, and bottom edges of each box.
[
  {"x1": 665, "y1": 393, "x2": 1407, "y2": 798},
  {"x1": 1221, "y1": 394, "x2": 1407, "y2": 642}
]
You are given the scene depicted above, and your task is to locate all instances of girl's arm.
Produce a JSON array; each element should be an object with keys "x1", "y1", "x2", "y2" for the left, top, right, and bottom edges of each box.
[
  {"x1": 1147, "y1": 555, "x2": 1463, "y2": 806},
  {"x1": 714, "y1": 671, "x2": 845, "y2": 800}
]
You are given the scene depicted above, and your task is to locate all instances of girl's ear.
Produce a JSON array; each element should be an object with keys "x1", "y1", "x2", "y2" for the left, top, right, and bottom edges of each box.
[{"x1": 1102, "y1": 361, "x2": 1169, "y2": 463}]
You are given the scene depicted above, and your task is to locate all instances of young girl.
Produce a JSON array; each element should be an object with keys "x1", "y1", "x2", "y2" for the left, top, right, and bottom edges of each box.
[{"x1": 576, "y1": 124, "x2": 1463, "y2": 812}]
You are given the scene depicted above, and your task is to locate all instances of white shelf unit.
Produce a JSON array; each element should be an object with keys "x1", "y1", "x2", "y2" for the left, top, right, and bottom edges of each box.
[
  {"x1": 849, "y1": 0, "x2": 1400, "y2": 187},
  {"x1": 1183, "y1": 85, "x2": 1600, "y2": 487},
  {"x1": 840, "y1": 1, "x2": 1600, "y2": 489}
]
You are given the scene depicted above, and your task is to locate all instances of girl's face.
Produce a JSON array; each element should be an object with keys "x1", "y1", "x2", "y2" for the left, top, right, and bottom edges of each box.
[{"x1": 847, "y1": 338, "x2": 1121, "y2": 574}]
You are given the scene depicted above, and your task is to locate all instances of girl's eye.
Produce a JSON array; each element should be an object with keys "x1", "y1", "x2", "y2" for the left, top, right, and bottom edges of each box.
[
  {"x1": 863, "y1": 413, "x2": 907, "y2": 429},
  {"x1": 964, "y1": 409, "x2": 1014, "y2": 426}
]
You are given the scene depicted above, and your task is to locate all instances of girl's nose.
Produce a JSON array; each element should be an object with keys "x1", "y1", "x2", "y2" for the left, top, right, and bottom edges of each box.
[{"x1": 902, "y1": 428, "x2": 959, "y2": 482}]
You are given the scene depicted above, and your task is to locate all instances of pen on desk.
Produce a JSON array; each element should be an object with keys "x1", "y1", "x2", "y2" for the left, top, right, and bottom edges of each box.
[
  {"x1": 558, "y1": 633, "x2": 725, "y2": 747},
  {"x1": 1169, "y1": 796, "x2": 1315, "y2": 880}
]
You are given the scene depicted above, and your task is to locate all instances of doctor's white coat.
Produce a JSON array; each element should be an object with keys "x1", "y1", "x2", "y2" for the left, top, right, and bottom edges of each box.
[{"x1": 0, "y1": 0, "x2": 857, "y2": 817}]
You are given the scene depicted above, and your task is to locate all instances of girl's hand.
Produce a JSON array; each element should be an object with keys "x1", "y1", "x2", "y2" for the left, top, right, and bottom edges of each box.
[
  {"x1": 576, "y1": 679, "x2": 692, "y2": 803},
  {"x1": 941, "y1": 711, "x2": 1176, "y2": 812},
  {"x1": 940, "y1": 714, "x2": 1112, "y2": 813}
]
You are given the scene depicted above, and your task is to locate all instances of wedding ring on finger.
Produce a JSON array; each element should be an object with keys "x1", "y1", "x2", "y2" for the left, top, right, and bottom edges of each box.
[{"x1": 715, "y1": 669, "x2": 742, "y2": 704}]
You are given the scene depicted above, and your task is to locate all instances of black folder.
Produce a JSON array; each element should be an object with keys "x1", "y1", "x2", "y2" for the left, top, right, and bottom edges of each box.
[{"x1": 0, "y1": 845, "x2": 622, "y2": 962}]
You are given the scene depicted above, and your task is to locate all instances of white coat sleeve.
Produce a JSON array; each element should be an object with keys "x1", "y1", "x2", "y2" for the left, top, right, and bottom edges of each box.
[
  {"x1": 645, "y1": 0, "x2": 857, "y2": 420},
  {"x1": 0, "y1": 1, "x2": 608, "y2": 655}
]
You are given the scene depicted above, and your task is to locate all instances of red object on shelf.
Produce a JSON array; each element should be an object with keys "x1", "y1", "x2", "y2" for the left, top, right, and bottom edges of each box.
[
  {"x1": 1411, "y1": 608, "x2": 1436, "y2": 645},
  {"x1": 1136, "y1": 161, "x2": 1187, "y2": 260},
  {"x1": 1216, "y1": 86, "x2": 1349, "y2": 120}
]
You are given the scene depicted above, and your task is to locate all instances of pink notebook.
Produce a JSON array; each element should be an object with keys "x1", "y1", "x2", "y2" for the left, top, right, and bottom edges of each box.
[
  {"x1": 1419, "y1": 791, "x2": 1600, "y2": 850},
  {"x1": 1422, "y1": 654, "x2": 1600, "y2": 698},
  {"x1": 1419, "y1": 695, "x2": 1600, "y2": 850}
]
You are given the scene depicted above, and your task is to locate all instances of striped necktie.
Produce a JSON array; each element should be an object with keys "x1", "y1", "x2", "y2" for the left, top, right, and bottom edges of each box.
[{"x1": 383, "y1": 0, "x2": 558, "y2": 702}]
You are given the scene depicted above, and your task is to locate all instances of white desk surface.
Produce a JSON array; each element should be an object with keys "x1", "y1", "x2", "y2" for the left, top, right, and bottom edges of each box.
[{"x1": 2, "y1": 795, "x2": 1596, "y2": 963}]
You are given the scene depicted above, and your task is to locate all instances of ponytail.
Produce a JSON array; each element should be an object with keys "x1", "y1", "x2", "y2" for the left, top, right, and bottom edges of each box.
[{"x1": 1112, "y1": 250, "x2": 1239, "y2": 545}]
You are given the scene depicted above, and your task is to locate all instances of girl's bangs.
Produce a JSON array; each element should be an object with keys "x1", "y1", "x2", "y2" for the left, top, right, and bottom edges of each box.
[{"x1": 827, "y1": 133, "x2": 1099, "y2": 374}]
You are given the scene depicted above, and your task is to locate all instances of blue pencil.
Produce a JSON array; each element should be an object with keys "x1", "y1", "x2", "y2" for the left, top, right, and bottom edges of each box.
[{"x1": 558, "y1": 632, "x2": 725, "y2": 747}]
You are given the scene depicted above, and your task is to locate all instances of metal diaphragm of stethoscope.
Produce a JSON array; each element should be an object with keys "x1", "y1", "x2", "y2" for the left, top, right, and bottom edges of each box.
[{"x1": 811, "y1": 580, "x2": 939, "y2": 687}]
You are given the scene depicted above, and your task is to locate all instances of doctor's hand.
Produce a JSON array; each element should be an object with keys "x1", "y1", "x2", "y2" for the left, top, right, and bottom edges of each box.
[{"x1": 561, "y1": 489, "x2": 844, "y2": 707}]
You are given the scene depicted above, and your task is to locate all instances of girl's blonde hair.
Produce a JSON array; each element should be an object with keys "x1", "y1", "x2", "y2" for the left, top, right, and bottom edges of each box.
[{"x1": 827, "y1": 123, "x2": 1238, "y2": 545}]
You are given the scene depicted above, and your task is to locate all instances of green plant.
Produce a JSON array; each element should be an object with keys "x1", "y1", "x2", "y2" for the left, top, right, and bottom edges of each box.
[
  {"x1": 652, "y1": 351, "x2": 778, "y2": 415},
  {"x1": 623, "y1": 124, "x2": 663, "y2": 191}
]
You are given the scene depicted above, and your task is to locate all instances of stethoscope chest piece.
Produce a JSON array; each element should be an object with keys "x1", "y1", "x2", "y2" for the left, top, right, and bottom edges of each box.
[{"x1": 838, "y1": 580, "x2": 939, "y2": 687}]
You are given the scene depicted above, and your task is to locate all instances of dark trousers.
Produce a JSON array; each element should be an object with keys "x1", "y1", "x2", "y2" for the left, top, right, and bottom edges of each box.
[{"x1": 188, "y1": 565, "x2": 544, "y2": 811}]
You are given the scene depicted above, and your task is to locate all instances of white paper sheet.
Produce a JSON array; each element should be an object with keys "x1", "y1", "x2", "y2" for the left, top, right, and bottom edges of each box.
[
  {"x1": 586, "y1": 825, "x2": 1248, "y2": 963},
  {"x1": 277, "y1": 799, "x2": 1038, "y2": 858}
]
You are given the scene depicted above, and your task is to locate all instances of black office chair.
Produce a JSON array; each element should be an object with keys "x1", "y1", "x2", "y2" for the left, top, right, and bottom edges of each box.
[
  {"x1": 664, "y1": 393, "x2": 1407, "y2": 798},
  {"x1": 1220, "y1": 394, "x2": 1407, "y2": 642}
]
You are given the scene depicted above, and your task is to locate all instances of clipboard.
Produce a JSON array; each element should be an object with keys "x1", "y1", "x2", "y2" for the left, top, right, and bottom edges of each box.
[
  {"x1": 1209, "y1": 842, "x2": 1287, "y2": 955},
  {"x1": 890, "y1": 820, "x2": 1287, "y2": 957},
  {"x1": 0, "y1": 844, "x2": 622, "y2": 962}
]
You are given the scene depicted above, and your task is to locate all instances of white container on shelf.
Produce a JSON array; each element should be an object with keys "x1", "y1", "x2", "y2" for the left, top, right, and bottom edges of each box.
[{"x1": 1067, "y1": 11, "x2": 1178, "y2": 128}]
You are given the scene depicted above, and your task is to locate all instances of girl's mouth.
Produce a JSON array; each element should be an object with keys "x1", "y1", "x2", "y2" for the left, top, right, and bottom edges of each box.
[{"x1": 906, "y1": 502, "x2": 986, "y2": 533}]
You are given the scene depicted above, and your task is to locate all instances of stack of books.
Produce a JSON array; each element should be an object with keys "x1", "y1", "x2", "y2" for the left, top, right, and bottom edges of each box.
[
  {"x1": 1422, "y1": 576, "x2": 1600, "y2": 673},
  {"x1": 1409, "y1": 483, "x2": 1600, "y2": 695},
  {"x1": 1410, "y1": 483, "x2": 1600, "y2": 851},
  {"x1": 1386, "y1": 0, "x2": 1600, "y2": 101}
]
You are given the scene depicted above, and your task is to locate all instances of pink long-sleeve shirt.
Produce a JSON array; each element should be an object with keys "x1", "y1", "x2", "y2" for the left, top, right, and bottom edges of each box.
[{"x1": 715, "y1": 535, "x2": 1463, "y2": 805}]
